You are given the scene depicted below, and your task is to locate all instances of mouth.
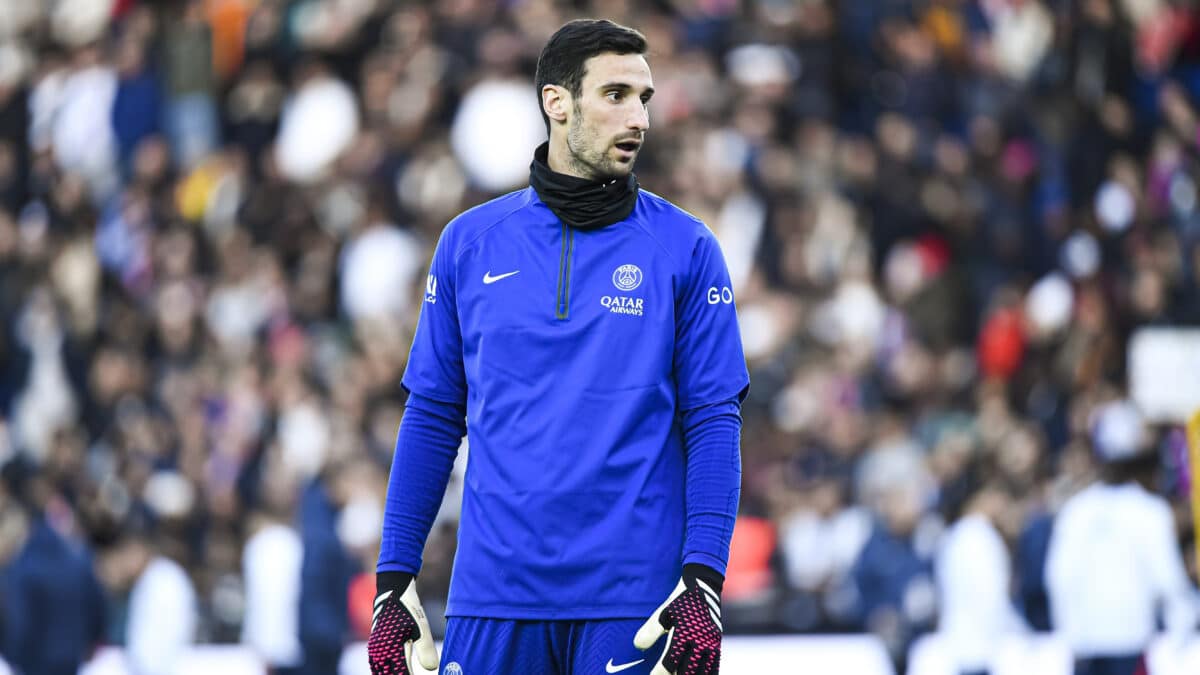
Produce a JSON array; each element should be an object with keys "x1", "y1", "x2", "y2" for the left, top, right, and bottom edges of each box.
[{"x1": 614, "y1": 139, "x2": 641, "y2": 159}]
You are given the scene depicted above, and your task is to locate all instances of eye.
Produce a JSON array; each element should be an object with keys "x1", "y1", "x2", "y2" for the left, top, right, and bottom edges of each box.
[{"x1": 606, "y1": 91, "x2": 621, "y2": 102}]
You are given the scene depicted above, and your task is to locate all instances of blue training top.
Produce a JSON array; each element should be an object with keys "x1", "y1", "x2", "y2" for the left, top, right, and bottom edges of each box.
[{"x1": 393, "y1": 186, "x2": 749, "y2": 619}]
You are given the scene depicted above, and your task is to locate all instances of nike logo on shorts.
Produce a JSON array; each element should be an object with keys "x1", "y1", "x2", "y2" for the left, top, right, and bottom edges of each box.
[{"x1": 606, "y1": 658, "x2": 645, "y2": 673}]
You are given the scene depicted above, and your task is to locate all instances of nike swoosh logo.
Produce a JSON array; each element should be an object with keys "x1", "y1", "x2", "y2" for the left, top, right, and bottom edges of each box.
[
  {"x1": 606, "y1": 658, "x2": 645, "y2": 673},
  {"x1": 483, "y1": 270, "x2": 519, "y2": 284}
]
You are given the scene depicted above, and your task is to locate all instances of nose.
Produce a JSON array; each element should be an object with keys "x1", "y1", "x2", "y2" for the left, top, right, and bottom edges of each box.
[{"x1": 627, "y1": 100, "x2": 649, "y2": 132}]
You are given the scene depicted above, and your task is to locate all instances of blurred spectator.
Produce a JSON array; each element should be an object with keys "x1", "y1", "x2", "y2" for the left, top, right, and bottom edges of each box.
[
  {"x1": 296, "y1": 463, "x2": 357, "y2": 675},
  {"x1": 36, "y1": 45, "x2": 121, "y2": 202},
  {"x1": 774, "y1": 453, "x2": 872, "y2": 633},
  {"x1": 163, "y1": 0, "x2": 219, "y2": 169},
  {"x1": 850, "y1": 478, "x2": 939, "y2": 669},
  {"x1": 1046, "y1": 400, "x2": 1198, "y2": 675},
  {"x1": 935, "y1": 485, "x2": 1029, "y2": 675},
  {"x1": 8, "y1": 287, "x2": 79, "y2": 464},
  {"x1": 0, "y1": 494, "x2": 105, "y2": 675},
  {"x1": 107, "y1": 531, "x2": 198, "y2": 675},
  {"x1": 338, "y1": 466, "x2": 385, "y2": 644},
  {"x1": 450, "y1": 76, "x2": 546, "y2": 191},
  {"x1": 241, "y1": 466, "x2": 303, "y2": 674},
  {"x1": 337, "y1": 201, "x2": 424, "y2": 324},
  {"x1": 274, "y1": 62, "x2": 359, "y2": 185},
  {"x1": 111, "y1": 35, "x2": 163, "y2": 175}
]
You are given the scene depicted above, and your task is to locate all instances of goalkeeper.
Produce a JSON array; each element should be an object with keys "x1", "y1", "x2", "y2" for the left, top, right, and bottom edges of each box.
[{"x1": 369, "y1": 19, "x2": 748, "y2": 675}]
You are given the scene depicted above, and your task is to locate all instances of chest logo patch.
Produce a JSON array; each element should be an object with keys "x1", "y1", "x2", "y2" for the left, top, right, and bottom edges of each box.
[{"x1": 612, "y1": 264, "x2": 643, "y2": 291}]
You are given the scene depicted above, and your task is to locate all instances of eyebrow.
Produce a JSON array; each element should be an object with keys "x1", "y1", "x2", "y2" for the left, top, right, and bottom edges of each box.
[{"x1": 599, "y1": 82, "x2": 655, "y2": 97}]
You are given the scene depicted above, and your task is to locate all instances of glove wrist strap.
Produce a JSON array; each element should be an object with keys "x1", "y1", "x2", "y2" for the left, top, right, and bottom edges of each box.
[
  {"x1": 682, "y1": 563, "x2": 724, "y2": 595},
  {"x1": 376, "y1": 571, "x2": 414, "y2": 597}
]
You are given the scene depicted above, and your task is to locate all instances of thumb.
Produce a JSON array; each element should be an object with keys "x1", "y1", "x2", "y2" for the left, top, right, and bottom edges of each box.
[
  {"x1": 401, "y1": 582, "x2": 440, "y2": 671},
  {"x1": 413, "y1": 629, "x2": 439, "y2": 671},
  {"x1": 634, "y1": 610, "x2": 666, "y2": 651},
  {"x1": 635, "y1": 580, "x2": 685, "y2": 650},
  {"x1": 647, "y1": 627, "x2": 675, "y2": 675}
]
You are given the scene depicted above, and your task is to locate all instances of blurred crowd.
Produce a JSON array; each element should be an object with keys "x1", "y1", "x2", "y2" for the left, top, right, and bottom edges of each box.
[{"x1": 2, "y1": 0, "x2": 1200, "y2": 673}]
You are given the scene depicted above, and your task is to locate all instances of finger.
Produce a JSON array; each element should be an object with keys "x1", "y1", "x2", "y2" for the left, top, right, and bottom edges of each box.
[
  {"x1": 400, "y1": 584, "x2": 440, "y2": 671},
  {"x1": 369, "y1": 638, "x2": 396, "y2": 675},
  {"x1": 661, "y1": 631, "x2": 689, "y2": 674},
  {"x1": 634, "y1": 610, "x2": 667, "y2": 650},
  {"x1": 413, "y1": 631, "x2": 439, "y2": 671},
  {"x1": 409, "y1": 608, "x2": 439, "y2": 672},
  {"x1": 672, "y1": 643, "x2": 696, "y2": 675}
]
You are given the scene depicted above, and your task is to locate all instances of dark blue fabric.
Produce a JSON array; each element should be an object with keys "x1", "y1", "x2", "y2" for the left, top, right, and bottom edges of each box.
[
  {"x1": 441, "y1": 617, "x2": 666, "y2": 675},
  {"x1": 377, "y1": 392, "x2": 466, "y2": 575},
  {"x1": 396, "y1": 187, "x2": 748, "y2": 619},
  {"x1": 1, "y1": 518, "x2": 105, "y2": 675},
  {"x1": 297, "y1": 479, "x2": 354, "y2": 674}
]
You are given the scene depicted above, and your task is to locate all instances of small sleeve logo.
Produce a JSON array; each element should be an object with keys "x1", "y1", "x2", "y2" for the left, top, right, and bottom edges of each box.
[
  {"x1": 706, "y1": 286, "x2": 733, "y2": 304},
  {"x1": 612, "y1": 264, "x2": 643, "y2": 291},
  {"x1": 425, "y1": 274, "x2": 438, "y2": 304}
]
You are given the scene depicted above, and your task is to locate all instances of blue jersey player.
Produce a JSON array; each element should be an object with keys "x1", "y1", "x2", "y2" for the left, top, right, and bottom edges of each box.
[{"x1": 367, "y1": 19, "x2": 749, "y2": 675}]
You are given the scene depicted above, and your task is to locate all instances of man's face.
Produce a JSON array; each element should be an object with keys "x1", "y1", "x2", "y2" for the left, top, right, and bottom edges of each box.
[{"x1": 564, "y1": 52, "x2": 654, "y2": 181}]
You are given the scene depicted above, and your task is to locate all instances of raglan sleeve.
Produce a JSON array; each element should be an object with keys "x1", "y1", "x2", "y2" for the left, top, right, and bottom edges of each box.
[
  {"x1": 673, "y1": 225, "x2": 750, "y2": 575},
  {"x1": 401, "y1": 223, "x2": 467, "y2": 405},
  {"x1": 674, "y1": 226, "x2": 750, "y2": 410}
]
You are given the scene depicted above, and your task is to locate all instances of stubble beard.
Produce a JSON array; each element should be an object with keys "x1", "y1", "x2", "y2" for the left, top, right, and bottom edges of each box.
[{"x1": 565, "y1": 111, "x2": 628, "y2": 182}]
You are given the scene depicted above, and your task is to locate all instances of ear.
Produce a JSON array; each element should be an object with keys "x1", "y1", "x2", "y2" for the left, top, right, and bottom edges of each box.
[{"x1": 542, "y1": 84, "x2": 570, "y2": 126}]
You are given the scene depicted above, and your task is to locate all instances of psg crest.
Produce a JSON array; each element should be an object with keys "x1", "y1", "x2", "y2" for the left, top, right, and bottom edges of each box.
[{"x1": 612, "y1": 264, "x2": 643, "y2": 291}]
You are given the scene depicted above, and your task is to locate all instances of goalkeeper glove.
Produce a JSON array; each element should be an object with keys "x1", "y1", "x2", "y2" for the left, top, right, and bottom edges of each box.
[
  {"x1": 633, "y1": 564, "x2": 724, "y2": 675},
  {"x1": 368, "y1": 572, "x2": 439, "y2": 675}
]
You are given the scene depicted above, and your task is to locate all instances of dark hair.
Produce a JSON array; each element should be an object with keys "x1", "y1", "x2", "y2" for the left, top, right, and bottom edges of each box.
[{"x1": 534, "y1": 19, "x2": 647, "y2": 132}]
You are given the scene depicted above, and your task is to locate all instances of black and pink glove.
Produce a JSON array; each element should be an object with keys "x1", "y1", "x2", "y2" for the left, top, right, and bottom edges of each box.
[
  {"x1": 367, "y1": 572, "x2": 439, "y2": 674},
  {"x1": 633, "y1": 564, "x2": 724, "y2": 675}
]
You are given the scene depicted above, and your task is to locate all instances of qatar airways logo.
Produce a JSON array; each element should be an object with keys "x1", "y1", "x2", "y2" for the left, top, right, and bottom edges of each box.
[{"x1": 601, "y1": 295, "x2": 644, "y2": 316}]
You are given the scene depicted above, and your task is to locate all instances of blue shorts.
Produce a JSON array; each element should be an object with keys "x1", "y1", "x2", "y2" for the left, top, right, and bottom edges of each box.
[{"x1": 440, "y1": 616, "x2": 667, "y2": 675}]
